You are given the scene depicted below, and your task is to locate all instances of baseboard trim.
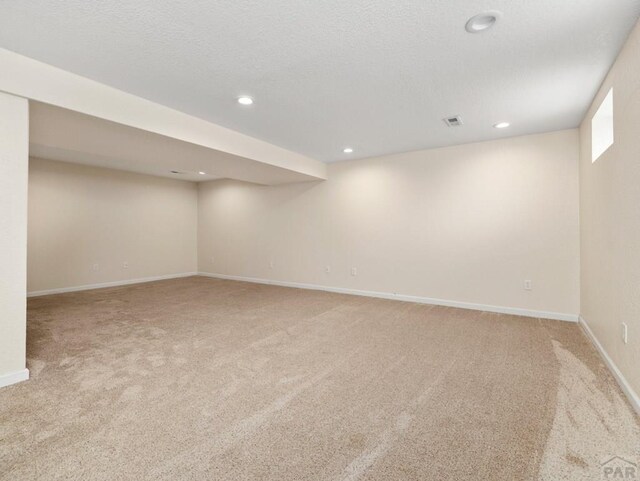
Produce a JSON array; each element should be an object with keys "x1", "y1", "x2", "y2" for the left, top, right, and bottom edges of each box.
[
  {"x1": 198, "y1": 272, "x2": 578, "y2": 322},
  {"x1": 0, "y1": 368, "x2": 29, "y2": 389},
  {"x1": 27, "y1": 272, "x2": 199, "y2": 297},
  {"x1": 579, "y1": 316, "x2": 640, "y2": 415}
]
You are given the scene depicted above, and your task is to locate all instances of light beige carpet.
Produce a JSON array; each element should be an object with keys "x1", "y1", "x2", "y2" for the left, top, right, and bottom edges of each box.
[{"x1": 1, "y1": 276, "x2": 638, "y2": 480}]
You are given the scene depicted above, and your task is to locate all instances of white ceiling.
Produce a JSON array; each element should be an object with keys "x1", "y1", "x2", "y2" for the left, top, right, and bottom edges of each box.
[
  {"x1": 29, "y1": 102, "x2": 321, "y2": 185},
  {"x1": 2, "y1": 0, "x2": 640, "y2": 162}
]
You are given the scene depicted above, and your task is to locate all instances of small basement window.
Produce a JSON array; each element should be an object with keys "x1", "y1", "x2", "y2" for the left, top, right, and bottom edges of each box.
[{"x1": 591, "y1": 88, "x2": 614, "y2": 162}]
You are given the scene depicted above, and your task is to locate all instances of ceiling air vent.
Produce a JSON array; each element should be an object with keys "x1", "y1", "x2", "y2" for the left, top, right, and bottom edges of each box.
[{"x1": 443, "y1": 116, "x2": 463, "y2": 127}]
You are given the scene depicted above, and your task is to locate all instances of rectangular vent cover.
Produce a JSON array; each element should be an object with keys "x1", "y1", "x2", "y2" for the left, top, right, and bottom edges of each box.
[{"x1": 443, "y1": 116, "x2": 463, "y2": 127}]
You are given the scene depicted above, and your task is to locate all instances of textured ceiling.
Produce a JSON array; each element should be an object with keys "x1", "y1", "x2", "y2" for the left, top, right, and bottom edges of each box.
[{"x1": 1, "y1": 0, "x2": 640, "y2": 162}]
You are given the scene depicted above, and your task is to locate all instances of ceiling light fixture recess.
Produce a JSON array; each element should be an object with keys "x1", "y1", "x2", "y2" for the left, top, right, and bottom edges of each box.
[
  {"x1": 198, "y1": 171, "x2": 206, "y2": 175},
  {"x1": 343, "y1": 147, "x2": 354, "y2": 153},
  {"x1": 237, "y1": 96, "x2": 254, "y2": 106},
  {"x1": 494, "y1": 122, "x2": 510, "y2": 129},
  {"x1": 465, "y1": 11, "x2": 502, "y2": 33}
]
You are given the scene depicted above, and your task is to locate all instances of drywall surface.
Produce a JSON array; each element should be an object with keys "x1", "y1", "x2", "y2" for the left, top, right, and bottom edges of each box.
[
  {"x1": 579, "y1": 19, "x2": 640, "y2": 396},
  {"x1": 28, "y1": 158, "x2": 198, "y2": 293},
  {"x1": 199, "y1": 130, "x2": 580, "y2": 318},
  {"x1": 0, "y1": 92, "x2": 29, "y2": 382},
  {"x1": 2, "y1": 2, "x2": 639, "y2": 162},
  {"x1": 0, "y1": 48, "x2": 326, "y2": 179}
]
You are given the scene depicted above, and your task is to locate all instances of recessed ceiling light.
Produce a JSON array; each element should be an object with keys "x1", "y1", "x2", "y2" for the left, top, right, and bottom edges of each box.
[
  {"x1": 343, "y1": 147, "x2": 354, "y2": 153},
  {"x1": 198, "y1": 171, "x2": 206, "y2": 175},
  {"x1": 237, "y1": 96, "x2": 254, "y2": 106},
  {"x1": 465, "y1": 11, "x2": 502, "y2": 33},
  {"x1": 494, "y1": 122, "x2": 510, "y2": 129}
]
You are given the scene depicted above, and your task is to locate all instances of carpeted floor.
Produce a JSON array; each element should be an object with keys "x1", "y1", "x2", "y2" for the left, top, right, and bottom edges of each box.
[{"x1": 1, "y1": 276, "x2": 638, "y2": 480}]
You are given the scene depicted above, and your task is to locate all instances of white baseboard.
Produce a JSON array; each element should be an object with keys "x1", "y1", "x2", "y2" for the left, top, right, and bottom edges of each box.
[
  {"x1": 0, "y1": 368, "x2": 29, "y2": 389},
  {"x1": 198, "y1": 272, "x2": 578, "y2": 322},
  {"x1": 27, "y1": 272, "x2": 199, "y2": 297},
  {"x1": 579, "y1": 316, "x2": 640, "y2": 415}
]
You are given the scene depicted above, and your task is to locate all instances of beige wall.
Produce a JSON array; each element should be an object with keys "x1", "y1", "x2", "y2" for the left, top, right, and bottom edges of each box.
[
  {"x1": 199, "y1": 130, "x2": 580, "y2": 318},
  {"x1": 579, "y1": 20, "x2": 640, "y2": 396},
  {"x1": 0, "y1": 92, "x2": 29, "y2": 383},
  {"x1": 28, "y1": 158, "x2": 198, "y2": 294}
]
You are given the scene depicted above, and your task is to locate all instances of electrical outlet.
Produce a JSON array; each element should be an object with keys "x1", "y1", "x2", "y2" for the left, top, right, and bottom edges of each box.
[
  {"x1": 325, "y1": 266, "x2": 331, "y2": 274},
  {"x1": 269, "y1": 259, "x2": 274, "y2": 269},
  {"x1": 210, "y1": 256, "x2": 215, "y2": 264},
  {"x1": 351, "y1": 267, "x2": 357, "y2": 276},
  {"x1": 622, "y1": 322, "x2": 628, "y2": 344},
  {"x1": 123, "y1": 261, "x2": 129, "y2": 269},
  {"x1": 524, "y1": 280, "x2": 532, "y2": 291},
  {"x1": 92, "y1": 263, "x2": 99, "y2": 272}
]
